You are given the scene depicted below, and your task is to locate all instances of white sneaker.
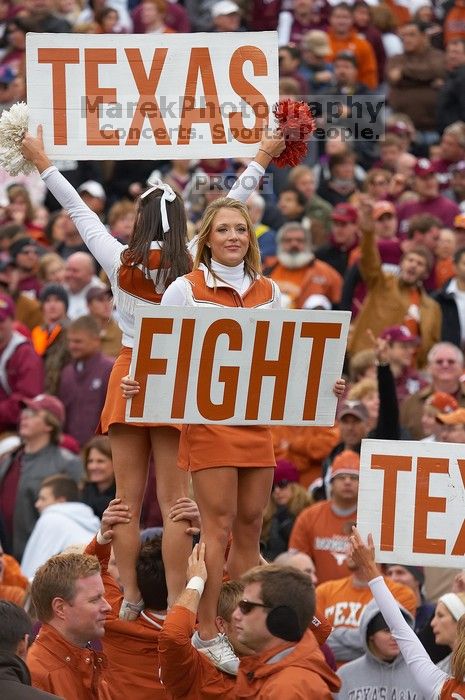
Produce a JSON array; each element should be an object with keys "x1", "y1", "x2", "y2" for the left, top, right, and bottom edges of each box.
[{"x1": 192, "y1": 631, "x2": 239, "y2": 675}]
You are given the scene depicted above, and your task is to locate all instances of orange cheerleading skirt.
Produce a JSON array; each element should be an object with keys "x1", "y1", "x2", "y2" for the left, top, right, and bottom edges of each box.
[
  {"x1": 99, "y1": 346, "x2": 181, "y2": 434},
  {"x1": 177, "y1": 424, "x2": 276, "y2": 472}
]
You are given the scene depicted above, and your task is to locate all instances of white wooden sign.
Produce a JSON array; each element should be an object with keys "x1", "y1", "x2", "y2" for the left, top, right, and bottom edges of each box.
[
  {"x1": 26, "y1": 32, "x2": 279, "y2": 160},
  {"x1": 357, "y1": 439, "x2": 465, "y2": 568},
  {"x1": 126, "y1": 306, "x2": 350, "y2": 425}
]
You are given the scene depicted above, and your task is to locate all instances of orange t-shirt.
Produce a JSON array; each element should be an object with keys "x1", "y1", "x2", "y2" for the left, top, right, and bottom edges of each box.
[
  {"x1": 435, "y1": 258, "x2": 455, "y2": 290},
  {"x1": 441, "y1": 678, "x2": 465, "y2": 699},
  {"x1": 315, "y1": 575, "x2": 417, "y2": 629},
  {"x1": 269, "y1": 263, "x2": 312, "y2": 307},
  {"x1": 327, "y1": 30, "x2": 378, "y2": 89},
  {"x1": 289, "y1": 500, "x2": 357, "y2": 584}
]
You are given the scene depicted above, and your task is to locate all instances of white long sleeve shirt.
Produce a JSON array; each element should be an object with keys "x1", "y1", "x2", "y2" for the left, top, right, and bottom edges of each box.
[{"x1": 41, "y1": 161, "x2": 265, "y2": 346}]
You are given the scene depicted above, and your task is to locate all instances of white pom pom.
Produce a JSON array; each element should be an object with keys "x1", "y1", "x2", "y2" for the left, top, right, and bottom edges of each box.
[{"x1": 0, "y1": 102, "x2": 36, "y2": 176}]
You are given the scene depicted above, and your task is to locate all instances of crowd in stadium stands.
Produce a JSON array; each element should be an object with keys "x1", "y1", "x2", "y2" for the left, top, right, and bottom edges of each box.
[{"x1": 0, "y1": 0, "x2": 465, "y2": 697}]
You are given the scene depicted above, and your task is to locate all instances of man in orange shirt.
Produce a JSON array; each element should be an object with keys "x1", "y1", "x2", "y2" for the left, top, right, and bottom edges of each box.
[
  {"x1": 266, "y1": 222, "x2": 342, "y2": 310},
  {"x1": 234, "y1": 564, "x2": 341, "y2": 698},
  {"x1": 316, "y1": 549, "x2": 417, "y2": 665},
  {"x1": 289, "y1": 449, "x2": 360, "y2": 584},
  {"x1": 28, "y1": 553, "x2": 112, "y2": 700},
  {"x1": 327, "y1": 2, "x2": 378, "y2": 90}
]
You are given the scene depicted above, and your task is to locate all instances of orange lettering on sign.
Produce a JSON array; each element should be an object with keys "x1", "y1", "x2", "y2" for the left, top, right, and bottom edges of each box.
[
  {"x1": 197, "y1": 319, "x2": 242, "y2": 420},
  {"x1": 129, "y1": 317, "x2": 173, "y2": 418},
  {"x1": 300, "y1": 323, "x2": 342, "y2": 420},
  {"x1": 371, "y1": 454, "x2": 412, "y2": 551},
  {"x1": 451, "y1": 459, "x2": 465, "y2": 556},
  {"x1": 85, "y1": 48, "x2": 119, "y2": 146},
  {"x1": 124, "y1": 48, "x2": 171, "y2": 146},
  {"x1": 37, "y1": 48, "x2": 80, "y2": 145},
  {"x1": 171, "y1": 318, "x2": 195, "y2": 419},
  {"x1": 177, "y1": 48, "x2": 226, "y2": 145},
  {"x1": 245, "y1": 321, "x2": 294, "y2": 420},
  {"x1": 413, "y1": 457, "x2": 448, "y2": 554},
  {"x1": 229, "y1": 46, "x2": 269, "y2": 143}
]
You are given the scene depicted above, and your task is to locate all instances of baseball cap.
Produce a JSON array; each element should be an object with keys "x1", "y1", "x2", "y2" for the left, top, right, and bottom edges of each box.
[
  {"x1": 332, "y1": 203, "x2": 358, "y2": 224},
  {"x1": 426, "y1": 392, "x2": 458, "y2": 414},
  {"x1": 436, "y1": 407, "x2": 465, "y2": 425},
  {"x1": 379, "y1": 325, "x2": 419, "y2": 344},
  {"x1": 22, "y1": 394, "x2": 65, "y2": 425},
  {"x1": 211, "y1": 0, "x2": 240, "y2": 17},
  {"x1": 414, "y1": 158, "x2": 436, "y2": 177},
  {"x1": 330, "y1": 450, "x2": 360, "y2": 480},
  {"x1": 454, "y1": 213, "x2": 465, "y2": 229},
  {"x1": 373, "y1": 200, "x2": 396, "y2": 220},
  {"x1": 450, "y1": 160, "x2": 465, "y2": 175},
  {"x1": 387, "y1": 121, "x2": 411, "y2": 137},
  {"x1": 303, "y1": 294, "x2": 331, "y2": 310},
  {"x1": 337, "y1": 400, "x2": 368, "y2": 422},
  {"x1": 78, "y1": 181, "x2": 106, "y2": 200},
  {"x1": 86, "y1": 286, "x2": 112, "y2": 304},
  {"x1": 0, "y1": 292, "x2": 15, "y2": 321},
  {"x1": 273, "y1": 459, "x2": 299, "y2": 486},
  {"x1": 9, "y1": 237, "x2": 37, "y2": 260},
  {"x1": 388, "y1": 565, "x2": 425, "y2": 587},
  {"x1": 301, "y1": 30, "x2": 331, "y2": 57},
  {"x1": 334, "y1": 50, "x2": 357, "y2": 67}
]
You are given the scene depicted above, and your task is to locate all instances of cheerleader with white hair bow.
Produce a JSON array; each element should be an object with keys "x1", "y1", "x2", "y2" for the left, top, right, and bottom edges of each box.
[{"x1": 21, "y1": 125, "x2": 285, "y2": 619}]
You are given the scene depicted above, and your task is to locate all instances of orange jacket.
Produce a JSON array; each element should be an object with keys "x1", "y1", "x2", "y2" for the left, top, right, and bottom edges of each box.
[
  {"x1": 441, "y1": 678, "x2": 465, "y2": 698},
  {"x1": 316, "y1": 575, "x2": 417, "y2": 629},
  {"x1": 235, "y1": 629, "x2": 341, "y2": 698},
  {"x1": 158, "y1": 605, "x2": 237, "y2": 699},
  {"x1": 28, "y1": 624, "x2": 112, "y2": 700},
  {"x1": 3, "y1": 553, "x2": 29, "y2": 590},
  {"x1": 85, "y1": 537, "x2": 167, "y2": 699},
  {"x1": 288, "y1": 500, "x2": 356, "y2": 583},
  {"x1": 271, "y1": 425, "x2": 340, "y2": 487},
  {"x1": 327, "y1": 29, "x2": 378, "y2": 89}
]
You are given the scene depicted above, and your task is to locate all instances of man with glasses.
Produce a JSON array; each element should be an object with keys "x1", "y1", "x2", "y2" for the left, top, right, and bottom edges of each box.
[
  {"x1": 400, "y1": 341, "x2": 465, "y2": 439},
  {"x1": 234, "y1": 564, "x2": 341, "y2": 697}
]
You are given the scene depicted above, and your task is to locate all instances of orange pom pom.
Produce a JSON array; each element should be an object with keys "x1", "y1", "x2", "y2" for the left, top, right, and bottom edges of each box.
[{"x1": 272, "y1": 99, "x2": 316, "y2": 168}]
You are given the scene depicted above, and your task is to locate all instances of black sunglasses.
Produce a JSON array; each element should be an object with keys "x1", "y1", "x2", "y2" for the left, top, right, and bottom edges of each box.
[
  {"x1": 273, "y1": 479, "x2": 290, "y2": 489},
  {"x1": 237, "y1": 600, "x2": 270, "y2": 615}
]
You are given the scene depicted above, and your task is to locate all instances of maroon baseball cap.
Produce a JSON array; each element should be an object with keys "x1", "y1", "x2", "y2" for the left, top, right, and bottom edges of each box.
[
  {"x1": 379, "y1": 325, "x2": 420, "y2": 344},
  {"x1": 0, "y1": 292, "x2": 15, "y2": 322},
  {"x1": 332, "y1": 203, "x2": 358, "y2": 224},
  {"x1": 22, "y1": 394, "x2": 65, "y2": 425},
  {"x1": 414, "y1": 158, "x2": 436, "y2": 177}
]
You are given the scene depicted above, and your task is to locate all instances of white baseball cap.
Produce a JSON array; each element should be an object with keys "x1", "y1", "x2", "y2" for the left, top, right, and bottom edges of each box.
[{"x1": 212, "y1": 0, "x2": 240, "y2": 17}]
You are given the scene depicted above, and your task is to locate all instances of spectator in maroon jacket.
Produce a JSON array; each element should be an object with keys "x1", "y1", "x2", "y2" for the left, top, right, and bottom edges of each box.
[
  {"x1": 397, "y1": 159, "x2": 460, "y2": 235},
  {"x1": 8, "y1": 238, "x2": 42, "y2": 300},
  {"x1": 57, "y1": 315, "x2": 113, "y2": 447},
  {"x1": 0, "y1": 292, "x2": 44, "y2": 435}
]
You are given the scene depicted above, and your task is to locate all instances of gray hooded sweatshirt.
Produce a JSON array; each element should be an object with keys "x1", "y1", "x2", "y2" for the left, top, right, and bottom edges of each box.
[{"x1": 334, "y1": 600, "x2": 426, "y2": 700}]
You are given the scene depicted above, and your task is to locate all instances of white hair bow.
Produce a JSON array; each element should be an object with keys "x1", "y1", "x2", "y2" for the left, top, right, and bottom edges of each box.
[{"x1": 140, "y1": 176, "x2": 176, "y2": 233}]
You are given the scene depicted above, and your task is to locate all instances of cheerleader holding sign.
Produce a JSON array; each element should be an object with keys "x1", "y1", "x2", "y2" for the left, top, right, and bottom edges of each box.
[{"x1": 21, "y1": 125, "x2": 285, "y2": 621}]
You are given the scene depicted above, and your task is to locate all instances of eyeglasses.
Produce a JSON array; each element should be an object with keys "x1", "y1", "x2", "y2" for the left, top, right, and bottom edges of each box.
[
  {"x1": 273, "y1": 479, "x2": 291, "y2": 489},
  {"x1": 237, "y1": 600, "x2": 270, "y2": 615},
  {"x1": 433, "y1": 358, "x2": 458, "y2": 365}
]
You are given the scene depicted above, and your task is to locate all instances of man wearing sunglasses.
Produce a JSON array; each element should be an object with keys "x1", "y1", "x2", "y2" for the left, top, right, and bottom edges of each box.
[{"x1": 234, "y1": 564, "x2": 341, "y2": 698}]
